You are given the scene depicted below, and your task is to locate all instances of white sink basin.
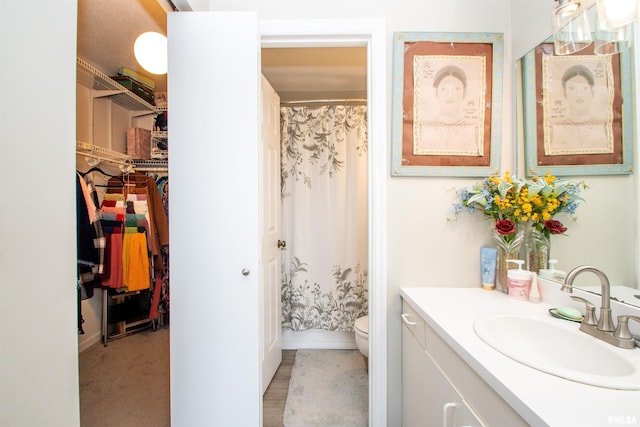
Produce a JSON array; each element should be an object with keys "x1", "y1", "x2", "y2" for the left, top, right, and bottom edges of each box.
[{"x1": 473, "y1": 314, "x2": 640, "y2": 390}]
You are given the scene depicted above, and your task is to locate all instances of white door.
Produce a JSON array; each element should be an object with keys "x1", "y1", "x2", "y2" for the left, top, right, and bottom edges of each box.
[
  {"x1": 260, "y1": 75, "x2": 283, "y2": 394},
  {"x1": 168, "y1": 12, "x2": 262, "y2": 426}
]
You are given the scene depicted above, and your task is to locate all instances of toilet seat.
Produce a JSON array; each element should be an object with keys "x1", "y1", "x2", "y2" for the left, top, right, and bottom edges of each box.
[{"x1": 354, "y1": 315, "x2": 368, "y2": 336}]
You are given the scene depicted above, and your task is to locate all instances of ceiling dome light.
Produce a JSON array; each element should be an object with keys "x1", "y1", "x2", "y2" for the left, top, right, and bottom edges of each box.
[{"x1": 134, "y1": 31, "x2": 167, "y2": 75}]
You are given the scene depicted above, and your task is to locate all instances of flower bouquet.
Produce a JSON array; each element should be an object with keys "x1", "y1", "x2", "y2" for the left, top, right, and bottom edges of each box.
[{"x1": 453, "y1": 171, "x2": 587, "y2": 291}]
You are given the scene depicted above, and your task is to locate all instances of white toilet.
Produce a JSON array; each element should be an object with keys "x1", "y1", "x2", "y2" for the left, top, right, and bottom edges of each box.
[{"x1": 354, "y1": 315, "x2": 369, "y2": 358}]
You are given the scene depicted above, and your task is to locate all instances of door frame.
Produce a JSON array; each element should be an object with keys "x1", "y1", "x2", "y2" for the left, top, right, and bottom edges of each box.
[{"x1": 261, "y1": 19, "x2": 388, "y2": 425}]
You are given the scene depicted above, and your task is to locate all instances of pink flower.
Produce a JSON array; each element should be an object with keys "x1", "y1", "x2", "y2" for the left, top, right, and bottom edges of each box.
[
  {"x1": 496, "y1": 219, "x2": 516, "y2": 235},
  {"x1": 545, "y1": 219, "x2": 567, "y2": 235}
]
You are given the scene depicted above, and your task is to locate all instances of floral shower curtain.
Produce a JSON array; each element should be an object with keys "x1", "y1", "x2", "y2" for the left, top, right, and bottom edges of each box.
[{"x1": 280, "y1": 105, "x2": 368, "y2": 332}]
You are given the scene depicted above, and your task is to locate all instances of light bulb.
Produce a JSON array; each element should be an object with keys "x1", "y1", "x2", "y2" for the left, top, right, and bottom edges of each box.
[
  {"x1": 597, "y1": 0, "x2": 637, "y2": 30},
  {"x1": 134, "y1": 32, "x2": 168, "y2": 75}
]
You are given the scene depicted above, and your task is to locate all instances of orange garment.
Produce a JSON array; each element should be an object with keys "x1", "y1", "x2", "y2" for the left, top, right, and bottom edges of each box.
[{"x1": 122, "y1": 232, "x2": 150, "y2": 291}]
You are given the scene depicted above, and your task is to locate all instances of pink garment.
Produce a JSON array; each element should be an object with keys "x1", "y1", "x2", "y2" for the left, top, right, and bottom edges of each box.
[
  {"x1": 100, "y1": 206, "x2": 126, "y2": 216},
  {"x1": 149, "y1": 275, "x2": 162, "y2": 320}
]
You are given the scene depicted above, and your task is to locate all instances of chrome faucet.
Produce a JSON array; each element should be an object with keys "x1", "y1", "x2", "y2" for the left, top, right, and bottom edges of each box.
[{"x1": 563, "y1": 265, "x2": 639, "y2": 349}]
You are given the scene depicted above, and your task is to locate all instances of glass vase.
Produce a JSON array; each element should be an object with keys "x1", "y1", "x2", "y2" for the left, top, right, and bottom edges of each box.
[
  {"x1": 522, "y1": 222, "x2": 550, "y2": 274},
  {"x1": 494, "y1": 229, "x2": 525, "y2": 294}
]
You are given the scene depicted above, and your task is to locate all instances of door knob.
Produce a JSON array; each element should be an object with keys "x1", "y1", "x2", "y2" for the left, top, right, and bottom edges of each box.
[
  {"x1": 242, "y1": 269, "x2": 250, "y2": 276},
  {"x1": 277, "y1": 240, "x2": 287, "y2": 249}
]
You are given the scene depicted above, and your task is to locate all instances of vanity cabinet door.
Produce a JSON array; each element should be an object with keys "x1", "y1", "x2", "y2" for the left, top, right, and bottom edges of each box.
[
  {"x1": 402, "y1": 304, "x2": 484, "y2": 427},
  {"x1": 402, "y1": 319, "x2": 433, "y2": 426}
]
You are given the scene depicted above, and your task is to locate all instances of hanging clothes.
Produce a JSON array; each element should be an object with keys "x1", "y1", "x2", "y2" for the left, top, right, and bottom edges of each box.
[
  {"x1": 105, "y1": 172, "x2": 169, "y2": 322},
  {"x1": 76, "y1": 174, "x2": 98, "y2": 334},
  {"x1": 122, "y1": 232, "x2": 150, "y2": 291},
  {"x1": 150, "y1": 173, "x2": 170, "y2": 321},
  {"x1": 107, "y1": 172, "x2": 169, "y2": 271},
  {"x1": 76, "y1": 174, "x2": 99, "y2": 279}
]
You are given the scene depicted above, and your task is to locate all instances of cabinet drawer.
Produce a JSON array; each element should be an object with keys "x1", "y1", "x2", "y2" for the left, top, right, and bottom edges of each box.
[{"x1": 402, "y1": 300, "x2": 426, "y2": 349}]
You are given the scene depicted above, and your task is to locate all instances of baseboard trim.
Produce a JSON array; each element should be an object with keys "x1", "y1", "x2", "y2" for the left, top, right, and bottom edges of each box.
[
  {"x1": 282, "y1": 329, "x2": 357, "y2": 350},
  {"x1": 78, "y1": 332, "x2": 101, "y2": 353}
]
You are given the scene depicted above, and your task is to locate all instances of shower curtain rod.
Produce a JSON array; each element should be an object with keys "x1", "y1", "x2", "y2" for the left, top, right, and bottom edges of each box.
[{"x1": 280, "y1": 98, "x2": 367, "y2": 106}]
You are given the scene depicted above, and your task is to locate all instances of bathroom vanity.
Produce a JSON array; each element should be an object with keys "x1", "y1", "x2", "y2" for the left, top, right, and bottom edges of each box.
[{"x1": 400, "y1": 284, "x2": 640, "y2": 427}]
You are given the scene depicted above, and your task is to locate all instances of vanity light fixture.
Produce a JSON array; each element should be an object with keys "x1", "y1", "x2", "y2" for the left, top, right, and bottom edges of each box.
[
  {"x1": 133, "y1": 31, "x2": 168, "y2": 75},
  {"x1": 553, "y1": 0, "x2": 638, "y2": 56},
  {"x1": 553, "y1": 0, "x2": 593, "y2": 55},
  {"x1": 594, "y1": 0, "x2": 636, "y2": 54},
  {"x1": 596, "y1": 0, "x2": 637, "y2": 29},
  {"x1": 594, "y1": 14, "x2": 635, "y2": 55}
]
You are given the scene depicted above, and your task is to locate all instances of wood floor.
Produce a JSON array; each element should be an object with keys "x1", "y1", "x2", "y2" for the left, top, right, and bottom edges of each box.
[{"x1": 264, "y1": 350, "x2": 296, "y2": 427}]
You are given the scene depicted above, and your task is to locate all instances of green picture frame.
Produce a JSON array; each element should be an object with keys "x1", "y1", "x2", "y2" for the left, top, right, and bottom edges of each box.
[
  {"x1": 522, "y1": 39, "x2": 633, "y2": 176},
  {"x1": 391, "y1": 32, "x2": 504, "y2": 177}
]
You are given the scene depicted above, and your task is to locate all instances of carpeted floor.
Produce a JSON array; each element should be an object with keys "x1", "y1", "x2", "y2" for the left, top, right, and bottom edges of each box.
[
  {"x1": 283, "y1": 349, "x2": 368, "y2": 427},
  {"x1": 79, "y1": 326, "x2": 170, "y2": 427},
  {"x1": 81, "y1": 331, "x2": 367, "y2": 426}
]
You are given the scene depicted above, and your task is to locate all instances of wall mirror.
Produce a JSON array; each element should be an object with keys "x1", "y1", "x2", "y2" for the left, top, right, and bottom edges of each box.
[{"x1": 514, "y1": 6, "x2": 639, "y2": 308}]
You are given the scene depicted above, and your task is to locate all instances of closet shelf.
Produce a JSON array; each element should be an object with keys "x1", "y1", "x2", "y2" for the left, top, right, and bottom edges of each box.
[
  {"x1": 76, "y1": 141, "x2": 133, "y2": 169},
  {"x1": 77, "y1": 57, "x2": 159, "y2": 115},
  {"x1": 132, "y1": 159, "x2": 168, "y2": 172}
]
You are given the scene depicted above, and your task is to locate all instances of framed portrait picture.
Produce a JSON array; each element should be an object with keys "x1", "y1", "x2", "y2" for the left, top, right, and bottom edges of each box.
[
  {"x1": 391, "y1": 32, "x2": 504, "y2": 177},
  {"x1": 522, "y1": 40, "x2": 633, "y2": 176}
]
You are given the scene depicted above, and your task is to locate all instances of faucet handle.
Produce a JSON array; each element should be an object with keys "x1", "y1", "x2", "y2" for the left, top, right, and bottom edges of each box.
[
  {"x1": 614, "y1": 315, "x2": 640, "y2": 340},
  {"x1": 570, "y1": 296, "x2": 597, "y2": 325}
]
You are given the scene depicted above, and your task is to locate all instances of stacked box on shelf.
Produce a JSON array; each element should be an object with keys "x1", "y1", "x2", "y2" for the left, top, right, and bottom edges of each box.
[
  {"x1": 127, "y1": 127, "x2": 152, "y2": 160},
  {"x1": 118, "y1": 66, "x2": 155, "y2": 90},
  {"x1": 111, "y1": 76, "x2": 155, "y2": 106}
]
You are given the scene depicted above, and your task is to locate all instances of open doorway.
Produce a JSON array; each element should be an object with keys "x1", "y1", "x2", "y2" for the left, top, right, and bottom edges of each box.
[
  {"x1": 262, "y1": 46, "x2": 368, "y2": 349},
  {"x1": 261, "y1": 46, "x2": 369, "y2": 426}
]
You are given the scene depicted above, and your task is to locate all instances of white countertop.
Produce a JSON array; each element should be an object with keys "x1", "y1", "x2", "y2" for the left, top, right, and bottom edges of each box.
[{"x1": 400, "y1": 287, "x2": 640, "y2": 427}]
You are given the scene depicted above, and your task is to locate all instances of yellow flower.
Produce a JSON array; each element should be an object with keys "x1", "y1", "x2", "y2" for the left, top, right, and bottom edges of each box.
[
  {"x1": 543, "y1": 171, "x2": 556, "y2": 185},
  {"x1": 453, "y1": 170, "x2": 585, "y2": 236},
  {"x1": 530, "y1": 194, "x2": 543, "y2": 207},
  {"x1": 504, "y1": 171, "x2": 513, "y2": 183}
]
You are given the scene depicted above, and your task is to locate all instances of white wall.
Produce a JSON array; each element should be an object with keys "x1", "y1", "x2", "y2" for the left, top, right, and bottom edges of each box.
[{"x1": 0, "y1": 1, "x2": 80, "y2": 426}]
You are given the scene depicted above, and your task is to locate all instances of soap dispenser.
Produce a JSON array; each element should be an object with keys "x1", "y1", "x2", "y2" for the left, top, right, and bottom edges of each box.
[{"x1": 506, "y1": 259, "x2": 533, "y2": 301}]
